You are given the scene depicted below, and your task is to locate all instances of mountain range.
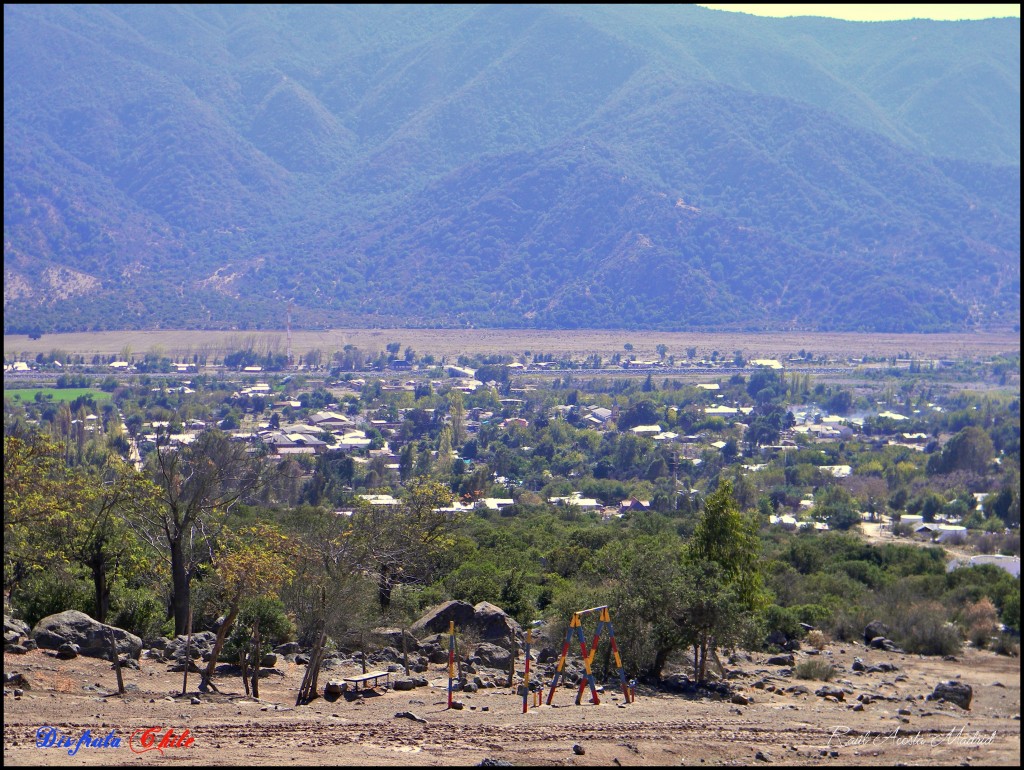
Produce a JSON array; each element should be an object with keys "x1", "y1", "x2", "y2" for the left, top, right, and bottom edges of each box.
[{"x1": 3, "y1": 4, "x2": 1020, "y2": 334}]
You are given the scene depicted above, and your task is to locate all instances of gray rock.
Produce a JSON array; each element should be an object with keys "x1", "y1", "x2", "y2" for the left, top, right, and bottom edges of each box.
[
  {"x1": 863, "y1": 621, "x2": 890, "y2": 645},
  {"x1": 32, "y1": 611, "x2": 143, "y2": 660},
  {"x1": 165, "y1": 631, "x2": 216, "y2": 660},
  {"x1": 260, "y1": 652, "x2": 278, "y2": 668},
  {"x1": 393, "y1": 678, "x2": 416, "y2": 691},
  {"x1": 4, "y1": 615, "x2": 31, "y2": 642},
  {"x1": 851, "y1": 657, "x2": 866, "y2": 672},
  {"x1": 57, "y1": 643, "x2": 80, "y2": 659},
  {"x1": 472, "y1": 642, "x2": 514, "y2": 670},
  {"x1": 473, "y1": 601, "x2": 523, "y2": 643},
  {"x1": 410, "y1": 601, "x2": 476, "y2": 637},
  {"x1": 536, "y1": 646, "x2": 557, "y2": 664},
  {"x1": 767, "y1": 654, "x2": 795, "y2": 666},
  {"x1": 324, "y1": 681, "x2": 346, "y2": 695},
  {"x1": 929, "y1": 680, "x2": 972, "y2": 710},
  {"x1": 394, "y1": 710, "x2": 427, "y2": 724},
  {"x1": 815, "y1": 685, "x2": 846, "y2": 701},
  {"x1": 5, "y1": 672, "x2": 30, "y2": 688},
  {"x1": 274, "y1": 641, "x2": 301, "y2": 656},
  {"x1": 6, "y1": 643, "x2": 29, "y2": 654}
]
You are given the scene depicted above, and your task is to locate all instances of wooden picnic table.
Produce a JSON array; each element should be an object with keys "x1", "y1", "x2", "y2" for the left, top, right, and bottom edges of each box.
[{"x1": 343, "y1": 670, "x2": 391, "y2": 690}]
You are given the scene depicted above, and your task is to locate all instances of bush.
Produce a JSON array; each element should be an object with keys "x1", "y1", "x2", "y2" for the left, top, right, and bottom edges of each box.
[
  {"x1": 792, "y1": 604, "x2": 833, "y2": 629},
  {"x1": 223, "y1": 596, "x2": 295, "y2": 664},
  {"x1": 15, "y1": 570, "x2": 94, "y2": 627},
  {"x1": 960, "y1": 598, "x2": 1000, "y2": 649},
  {"x1": 109, "y1": 586, "x2": 169, "y2": 640},
  {"x1": 805, "y1": 629, "x2": 828, "y2": 650},
  {"x1": 762, "y1": 604, "x2": 802, "y2": 641},
  {"x1": 892, "y1": 601, "x2": 962, "y2": 656},
  {"x1": 794, "y1": 658, "x2": 835, "y2": 681},
  {"x1": 992, "y1": 633, "x2": 1019, "y2": 658}
]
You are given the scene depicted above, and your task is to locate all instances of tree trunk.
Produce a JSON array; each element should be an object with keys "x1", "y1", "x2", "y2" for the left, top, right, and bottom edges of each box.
[
  {"x1": 378, "y1": 566, "x2": 393, "y2": 615},
  {"x1": 651, "y1": 646, "x2": 671, "y2": 679},
  {"x1": 201, "y1": 597, "x2": 241, "y2": 692},
  {"x1": 171, "y1": 540, "x2": 190, "y2": 636},
  {"x1": 91, "y1": 557, "x2": 110, "y2": 624}
]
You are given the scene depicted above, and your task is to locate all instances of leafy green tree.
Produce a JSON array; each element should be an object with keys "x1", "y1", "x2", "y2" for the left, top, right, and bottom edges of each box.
[
  {"x1": 4, "y1": 430, "x2": 158, "y2": 622},
  {"x1": 814, "y1": 485, "x2": 861, "y2": 531},
  {"x1": 201, "y1": 523, "x2": 296, "y2": 691},
  {"x1": 353, "y1": 479, "x2": 458, "y2": 614},
  {"x1": 448, "y1": 389, "x2": 466, "y2": 447},
  {"x1": 928, "y1": 426, "x2": 995, "y2": 476},
  {"x1": 687, "y1": 480, "x2": 768, "y2": 677}
]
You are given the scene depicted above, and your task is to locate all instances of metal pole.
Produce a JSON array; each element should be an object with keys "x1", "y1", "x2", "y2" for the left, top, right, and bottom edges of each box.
[
  {"x1": 522, "y1": 628, "x2": 532, "y2": 714},
  {"x1": 447, "y1": 620, "x2": 455, "y2": 709}
]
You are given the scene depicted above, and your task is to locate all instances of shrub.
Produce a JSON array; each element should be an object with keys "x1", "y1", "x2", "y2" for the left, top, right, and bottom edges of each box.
[
  {"x1": 223, "y1": 596, "x2": 295, "y2": 663},
  {"x1": 805, "y1": 629, "x2": 828, "y2": 650},
  {"x1": 15, "y1": 570, "x2": 94, "y2": 627},
  {"x1": 792, "y1": 603, "x2": 833, "y2": 629},
  {"x1": 794, "y1": 658, "x2": 835, "y2": 681},
  {"x1": 961, "y1": 598, "x2": 1000, "y2": 649},
  {"x1": 109, "y1": 586, "x2": 169, "y2": 641},
  {"x1": 992, "y1": 633, "x2": 1019, "y2": 658},
  {"x1": 762, "y1": 604, "x2": 802, "y2": 641},
  {"x1": 892, "y1": 601, "x2": 962, "y2": 656}
]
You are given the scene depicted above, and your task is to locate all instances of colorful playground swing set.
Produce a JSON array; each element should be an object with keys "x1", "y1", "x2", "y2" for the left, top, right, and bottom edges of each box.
[{"x1": 446, "y1": 604, "x2": 634, "y2": 713}]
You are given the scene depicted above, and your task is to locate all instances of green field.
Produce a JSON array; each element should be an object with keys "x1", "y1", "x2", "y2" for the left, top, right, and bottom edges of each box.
[{"x1": 5, "y1": 387, "x2": 111, "y2": 404}]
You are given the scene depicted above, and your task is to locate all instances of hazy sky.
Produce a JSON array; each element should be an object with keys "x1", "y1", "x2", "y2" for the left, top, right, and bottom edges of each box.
[{"x1": 698, "y1": 4, "x2": 1021, "y2": 22}]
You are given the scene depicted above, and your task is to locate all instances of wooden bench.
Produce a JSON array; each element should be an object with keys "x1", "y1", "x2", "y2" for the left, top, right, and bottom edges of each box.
[{"x1": 343, "y1": 670, "x2": 391, "y2": 691}]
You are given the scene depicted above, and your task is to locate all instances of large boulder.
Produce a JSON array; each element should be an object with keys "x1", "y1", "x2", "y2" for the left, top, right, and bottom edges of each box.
[
  {"x1": 929, "y1": 680, "x2": 972, "y2": 710},
  {"x1": 5, "y1": 615, "x2": 32, "y2": 644},
  {"x1": 472, "y1": 642, "x2": 514, "y2": 670},
  {"x1": 164, "y1": 631, "x2": 217, "y2": 661},
  {"x1": 473, "y1": 602, "x2": 523, "y2": 643},
  {"x1": 863, "y1": 620, "x2": 890, "y2": 645},
  {"x1": 410, "y1": 601, "x2": 476, "y2": 637},
  {"x1": 32, "y1": 611, "x2": 142, "y2": 660}
]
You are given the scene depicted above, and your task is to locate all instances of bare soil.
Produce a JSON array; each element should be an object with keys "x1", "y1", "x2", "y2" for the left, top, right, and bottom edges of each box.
[{"x1": 4, "y1": 642, "x2": 1019, "y2": 766}]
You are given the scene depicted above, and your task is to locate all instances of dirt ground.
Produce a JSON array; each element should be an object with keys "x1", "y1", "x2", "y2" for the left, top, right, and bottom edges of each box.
[{"x1": 4, "y1": 640, "x2": 1019, "y2": 766}]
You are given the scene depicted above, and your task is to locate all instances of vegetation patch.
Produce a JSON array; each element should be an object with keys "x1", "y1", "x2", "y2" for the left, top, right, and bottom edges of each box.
[{"x1": 5, "y1": 387, "x2": 111, "y2": 404}]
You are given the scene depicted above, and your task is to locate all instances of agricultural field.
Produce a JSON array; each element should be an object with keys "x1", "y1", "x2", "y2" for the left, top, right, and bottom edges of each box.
[
  {"x1": 4, "y1": 388, "x2": 111, "y2": 404},
  {"x1": 4, "y1": 329, "x2": 1020, "y2": 364}
]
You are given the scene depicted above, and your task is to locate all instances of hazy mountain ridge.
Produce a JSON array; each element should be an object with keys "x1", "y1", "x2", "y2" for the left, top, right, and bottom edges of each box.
[{"x1": 3, "y1": 4, "x2": 1019, "y2": 333}]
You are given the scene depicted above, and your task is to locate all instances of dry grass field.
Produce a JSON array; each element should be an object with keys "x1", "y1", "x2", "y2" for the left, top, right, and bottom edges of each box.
[{"x1": 4, "y1": 329, "x2": 1020, "y2": 363}]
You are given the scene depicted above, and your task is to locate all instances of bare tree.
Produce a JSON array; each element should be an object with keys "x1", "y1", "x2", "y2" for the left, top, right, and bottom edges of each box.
[{"x1": 129, "y1": 430, "x2": 266, "y2": 635}]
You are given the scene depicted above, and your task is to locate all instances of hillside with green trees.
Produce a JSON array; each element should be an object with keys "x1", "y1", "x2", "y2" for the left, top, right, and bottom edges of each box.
[{"x1": 3, "y1": 5, "x2": 1020, "y2": 334}]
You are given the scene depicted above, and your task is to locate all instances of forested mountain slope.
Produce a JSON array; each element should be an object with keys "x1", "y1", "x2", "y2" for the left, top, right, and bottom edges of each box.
[{"x1": 3, "y1": 4, "x2": 1019, "y2": 333}]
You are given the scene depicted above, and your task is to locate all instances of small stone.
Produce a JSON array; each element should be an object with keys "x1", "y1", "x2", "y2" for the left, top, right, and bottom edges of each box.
[{"x1": 572, "y1": 744, "x2": 585, "y2": 755}]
